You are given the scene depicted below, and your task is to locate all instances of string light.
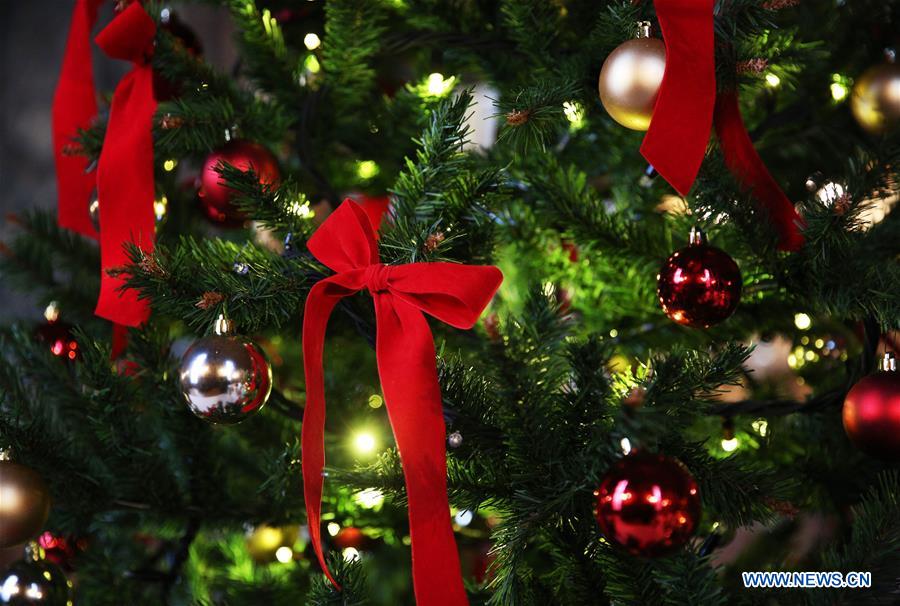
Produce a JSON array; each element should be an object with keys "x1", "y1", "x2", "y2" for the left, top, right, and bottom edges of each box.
[
  {"x1": 163, "y1": 159, "x2": 177, "y2": 172},
  {"x1": 765, "y1": 73, "x2": 781, "y2": 88},
  {"x1": 342, "y1": 547, "x2": 360, "y2": 562},
  {"x1": 352, "y1": 430, "x2": 377, "y2": 456},
  {"x1": 425, "y1": 73, "x2": 455, "y2": 96},
  {"x1": 368, "y1": 394, "x2": 383, "y2": 409},
  {"x1": 326, "y1": 523, "x2": 341, "y2": 537},
  {"x1": 721, "y1": 437, "x2": 739, "y2": 452},
  {"x1": 353, "y1": 489, "x2": 384, "y2": 509},
  {"x1": 562, "y1": 101, "x2": 585, "y2": 130},
  {"x1": 751, "y1": 419, "x2": 768, "y2": 437},
  {"x1": 793, "y1": 313, "x2": 812, "y2": 330},
  {"x1": 275, "y1": 546, "x2": 293, "y2": 563},
  {"x1": 620, "y1": 437, "x2": 632, "y2": 455},
  {"x1": 454, "y1": 510, "x2": 473, "y2": 527},
  {"x1": 356, "y1": 160, "x2": 379, "y2": 180},
  {"x1": 303, "y1": 33, "x2": 321, "y2": 50},
  {"x1": 830, "y1": 73, "x2": 850, "y2": 102}
]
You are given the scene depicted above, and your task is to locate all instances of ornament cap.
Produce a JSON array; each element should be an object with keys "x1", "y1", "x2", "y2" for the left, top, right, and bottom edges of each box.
[
  {"x1": 688, "y1": 227, "x2": 708, "y2": 246},
  {"x1": 879, "y1": 352, "x2": 897, "y2": 372},
  {"x1": 636, "y1": 21, "x2": 652, "y2": 39},
  {"x1": 213, "y1": 314, "x2": 235, "y2": 336}
]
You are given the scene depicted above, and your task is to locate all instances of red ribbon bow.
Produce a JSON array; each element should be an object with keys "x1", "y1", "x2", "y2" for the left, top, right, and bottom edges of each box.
[
  {"x1": 93, "y1": 2, "x2": 158, "y2": 326},
  {"x1": 302, "y1": 200, "x2": 502, "y2": 605},
  {"x1": 640, "y1": 0, "x2": 805, "y2": 251},
  {"x1": 53, "y1": 0, "x2": 105, "y2": 239}
]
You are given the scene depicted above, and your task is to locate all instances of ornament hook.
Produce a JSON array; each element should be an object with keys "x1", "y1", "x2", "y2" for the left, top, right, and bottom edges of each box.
[
  {"x1": 880, "y1": 352, "x2": 896, "y2": 372},
  {"x1": 636, "y1": 21, "x2": 652, "y2": 39},
  {"x1": 688, "y1": 227, "x2": 708, "y2": 246},
  {"x1": 213, "y1": 314, "x2": 235, "y2": 336}
]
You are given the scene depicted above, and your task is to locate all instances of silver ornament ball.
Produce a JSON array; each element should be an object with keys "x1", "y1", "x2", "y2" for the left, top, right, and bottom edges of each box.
[
  {"x1": 178, "y1": 315, "x2": 272, "y2": 424},
  {"x1": 447, "y1": 431, "x2": 463, "y2": 449}
]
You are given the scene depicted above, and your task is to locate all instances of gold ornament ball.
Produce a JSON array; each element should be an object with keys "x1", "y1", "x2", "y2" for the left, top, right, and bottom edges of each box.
[
  {"x1": 851, "y1": 63, "x2": 900, "y2": 135},
  {"x1": 598, "y1": 37, "x2": 666, "y2": 131},
  {"x1": 0, "y1": 461, "x2": 51, "y2": 548}
]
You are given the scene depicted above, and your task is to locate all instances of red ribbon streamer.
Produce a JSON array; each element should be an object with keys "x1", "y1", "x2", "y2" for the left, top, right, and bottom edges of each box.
[
  {"x1": 52, "y1": 0, "x2": 105, "y2": 239},
  {"x1": 302, "y1": 200, "x2": 502, "y2": 605},
  {"x1": 714, "y1": 91, "x2": 805, "y2": 251},
  {"x1": 640, "y1": 0, "x2": 715, "y2": 196},
  {"x1": 641, "y1": 0, "x2": 804, "y2": 251},
  {"x1": 93, "y1": 3, "x2": 157, "y2": 327}
]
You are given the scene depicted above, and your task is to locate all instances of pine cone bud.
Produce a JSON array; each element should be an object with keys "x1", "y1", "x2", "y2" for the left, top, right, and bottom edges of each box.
[{"x1": 196, "y1": 292, "x2": 224, "y2": 310}]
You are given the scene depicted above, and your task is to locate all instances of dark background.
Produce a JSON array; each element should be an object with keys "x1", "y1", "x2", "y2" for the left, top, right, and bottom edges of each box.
[{"x1": 0, "y1": 2, "x2": 236, "y2": 319}]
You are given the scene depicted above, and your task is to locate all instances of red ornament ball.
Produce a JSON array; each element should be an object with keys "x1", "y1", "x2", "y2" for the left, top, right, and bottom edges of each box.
[
  {"x1": 594, "y1": 453, "x2": 701, "y2": 557},
  {"x1": 333, "y1": 527, "x2": 366, "y2": 550},
  {"x1": 35, "y1": 321, "x2": 80, "y2": 361},
  {"x1": 198, "y1": 140, "x2": 280, "y2": 226},
  {"x1": 843, "y1": 355, "x2": 900, "y2": 459},
  {"x1": 657, "y1": 229, "x2": 741, "y2": 328}
]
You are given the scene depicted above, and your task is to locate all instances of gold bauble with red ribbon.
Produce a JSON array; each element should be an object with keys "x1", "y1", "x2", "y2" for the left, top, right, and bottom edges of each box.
[
  {"x1": 851, "y1": 62, "x2": 900, "y2": 135},
  {"x1": 598, "y1": 22, "x2": 666, "y2": 131}
]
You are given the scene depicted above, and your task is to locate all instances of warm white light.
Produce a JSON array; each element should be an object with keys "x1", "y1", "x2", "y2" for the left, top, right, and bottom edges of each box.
[
  {"x1": 620, "y1": 437, "x2": 632, "y2": 455},
  {"x1": 327, "y1": 522, "x2": 341, "y2": 537},
  {"x1": 454, "y1": 510, "x2": 473, "y2": 527},
  {"x1": 816, "y1": 181, "x2": 845, "y2": 206},
  {"x1": 751, "y1": 419, "x2": 768, "y2": 437},
  {"x1": 342, "y1": 547, "x2": 361, "y2": 562},
  {"x1": 426, "y1": 73, "x2": 454, "y2": 96},
  {"x1": 368, "y1": 394, "x2": 383, "y2": 409},
  {"x1": 721, "y1": 437, "x2": 739, "y2": 452},
  {"x1": 794, "y1": 313, "x2": 812, "y2": 330},
  {"x1": 303, "y1": 33, "x2": 321, "y2": 50},
  {"x1": 275, "y1": 546, "x2": 293, "y2": 563},
  {"x1": 43, "y1": 302, "x2": 60, "y2": 323},
  {"x1": 765, "y1": 73, "x2": 781, "y2": 88},
  {"x1": 352, "y1": 431, "x2": 377, "y2": 455},
  {"x1": 354, "y1": 488, "x2": 384, "y2": 509},
  {"x1": 163, "y1": 159, "x2": 177, "y2": 172}
]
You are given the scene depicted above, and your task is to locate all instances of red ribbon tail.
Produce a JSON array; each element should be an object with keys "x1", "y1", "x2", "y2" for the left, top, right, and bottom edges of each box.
[
  {"x1": 640, "y1": 0, "x2": 716, "y2": 196},
  {"x1": 301, "y1": 279, "x2": 351, "y2": 590},
  {"x1": 375, "y1": 297, "x2": 468, "y2": 606},
  {"x1": 714, "y1": 91, "x2": 805, "y2": 251},
  {"x1": 53, "y1": 0, "x2": 103, "y2": 238},
  {"x1": 94, "y1": 3, "x2": 158, "y2": 327}
]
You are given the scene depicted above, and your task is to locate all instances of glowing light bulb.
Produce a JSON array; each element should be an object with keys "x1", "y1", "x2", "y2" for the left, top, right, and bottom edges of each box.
[
  {"x1": 163, "y1": 159, "x2": 177, "y2": 172},
  {"x1": 275, "y1": 546, "x2": 293, "y2": 563},
  {"x1": 352, "y1": 431, "x2": 377, "y2": 456},
  {"x1": 327, "y1": 522, "x2": 341, "y2": 537},
  {"x1": 721, "y1": 437, "x2": 739, "y2": 452},
  {"x1": 793, "y1": 313, "x2": 811, "y2": 330},
  {"x1": 765, "y1": 73, "x2": 781, "y2": 88},
  {"x1": 342, "y1": 547, "x2": 360, "y2": 561},
  {"x1": 454, "y1": 510, "x2": 473, "y2": 527},
  {"x1": 303, "y1": 33, "x2": 321, "y2": 50},
  {"x1": 620, "y1": 437, "x2": 632, "y2": 455}
]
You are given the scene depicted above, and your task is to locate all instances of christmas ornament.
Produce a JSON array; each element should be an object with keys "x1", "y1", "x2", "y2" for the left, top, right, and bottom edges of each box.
[
  {"x1": 598, "y1": 21, "x2": 665, "y2": 131},
  {"x1": 851, "y1": 61, "x2": 900, "y2": 135},
  {"x1": 301, "y1": 200, "x2": 501, "y2": 604},
  {"x1": 0, "y1": 458, "x2": 51, "y2": 548},
  {"x1": 657, "y1": 228, "x2": 742, "y2": 328},
  {"x1": 178, "y1": 315, "x2": 272, "y2": 424},
  {"x1": 198, "y1": 140, "x2": 280, "y2": 225},
  {"x1": 35, "y1": 302, "x2": 80, "y2": 363},
  {"x1": 843, "y1": 353, "x2": 900, "y2": 459},
  {"x1": 333, "y1": 527, "x2": 365, "y2": 550},
  {"x1": 0, "y1": 543, "x2": 72, "y2": 605},
  {"x1": 447, "y1": 431, "x2": 463, "y2": 449},
  {"x1": 594, "y1": 452, "x2": 700, "y2": 556}
]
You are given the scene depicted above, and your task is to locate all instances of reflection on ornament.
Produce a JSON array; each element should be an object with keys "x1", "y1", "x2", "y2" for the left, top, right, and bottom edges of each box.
[
  {"x1": 815, "y1": 181, "x2": 846, "y2": 206},
  {"x1": 593, "y1": 453, "x2": 701, "y2": 556},
  {"x1": 0, "y1": 543, "x2": 71, "y2": 605},
  {"x1": 851, "y1": 62, "x2": 900, "y2": 134},
  {"x1": 178, "y1": 315, "x2": 272, "y2": 424},
  {"x1": 598, "y1": 22, "x2": 666, "y2": 131},
  {"x1": 858, "y1": 191, "x2": 898, "y2": 230},
  {"x1": 843, "y1": 353, "x2": 900, "y2": 459}
]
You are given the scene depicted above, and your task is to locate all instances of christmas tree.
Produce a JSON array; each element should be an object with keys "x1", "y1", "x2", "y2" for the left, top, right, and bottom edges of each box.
[{"x1": 1, "y1": 0, "x2": 899, "y2": 604}]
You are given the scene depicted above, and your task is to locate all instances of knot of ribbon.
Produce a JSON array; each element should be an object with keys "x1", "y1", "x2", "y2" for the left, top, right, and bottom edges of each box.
[
  {"x1": 302, "y1": 200, "x2": 502, "y2": 605},
  {"x1": 93, "y1": 2, "x2": 158, "y2": 327},
  {"x1": 363, "y1": 263, "x2": 392, "y2": 293},
  {"x1": 52, "y1": 0, "x2": 105, "y2": 238},
  {"x1": 640, "y1": 0, "x2": 805, "y2": 251}
]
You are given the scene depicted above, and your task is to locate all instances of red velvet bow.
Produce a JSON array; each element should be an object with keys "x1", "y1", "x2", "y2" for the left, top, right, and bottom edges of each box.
[
  {"x1": 640, "y1": 0, "x2": 804, "y2": 251},
  {"x1": 93, "y1": 2, "x2": 157, "y2": 327},
  {"x1": 302, "y1": 200, "x2": 502, "y2": 605},
  {"x1": 53, "y1": 0, "x2": 105, "y2": 239}
]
